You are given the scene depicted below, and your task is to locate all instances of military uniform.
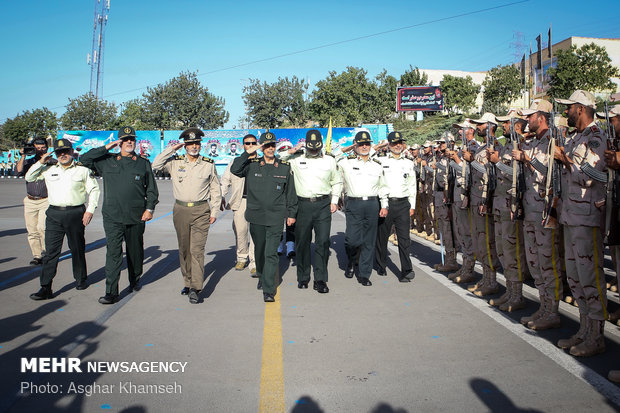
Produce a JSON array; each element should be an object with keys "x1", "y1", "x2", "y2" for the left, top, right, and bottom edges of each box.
[
  {"x1": 152, "y1": 128, "x2": 222, "y2": 303},
  {"x1": 338, "y1": 131, "x2": 388, "y2": 285},
  {"x1": 374, "y1": 132, "x2": 417, "y2": 281},
  {"x1": 80, "y1": 127, "x2": 159, "y2": 303},
  {"x1": 419, "y1": 145, "x2": 435, "y2": 239},
  {"x1": 230, "y1": 132, "x2": 298, "y2": 301},
  {"x1": 279, "y1": 130, "x2": 342, "y2": 292},
  {"x1": 25, "y1": 139, "x2": 100, "y2": 300}
]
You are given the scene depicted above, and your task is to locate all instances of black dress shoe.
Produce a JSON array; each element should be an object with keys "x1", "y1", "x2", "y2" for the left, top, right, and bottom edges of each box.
[
  {"x1": 357, "y1": 277, "x2": 372, "y2": 286},
  {"x1": 98, "y1": 294, "x2": 119, "y2": 304},
  {"x1": 29, "y1": 258, "x2": 42, "y2": 266},
  {"x1": 401, "y1": 270, "x2": 415, "y2": 281},
  {"x1": 129, "y1": 282, "x2": 141, "y2": 292},
  {"x1": 30, "y1": 286, "x2": 53, "y2": 300},
  {"x1": 263, "y1": 293, "x2": 275, "y2": 302},
  {"x1": 298, "y1": 281, "x2": 309, "y2": 289},
  {"x1": 377, "y1": 268, "x2": 387, "y2": 276},
  {"x1": 398, "y1": 276, "x2": 411, "y2": 283},
  {"x1": 257, "y1": 280, "x2": 263, "y2": 290},
  {"x1": 287, "y1": 251, "x2": 296, "y2": 259},
  {"x1": 344, "y1": 264, "x2": 354, "y2": 279},
  {"x1": 76, "y1": 280, "x2": 88, "y2": 290},
  {"x1": 313, "y1": 281, "x2": 329, "y2": 294},
  {"x1": 188, "y1": 288, "x2": 199, "y2": 304},
  {"x1": 180, "y1": 287, "x2": 190, "y2": 295}
]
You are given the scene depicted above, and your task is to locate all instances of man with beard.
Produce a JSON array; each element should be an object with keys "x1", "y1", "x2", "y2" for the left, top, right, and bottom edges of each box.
[
  {"x1": 81, "y1": 126, "x2": 159, "y2": 304},
  {"x1": 279, "y1": 130, "x2": 342, "y2": 293},
  {"x1": 152, "y1": 128, "x2": 222, "y2": 304},
  {"x1": 553, "y1": 90, "x2": 608, "y2": 356},
  {"x1": 337, "y1": 131, "x2": 388, "y2": 286},
  {"x1": 231, "y1": 132, "x2": 297, "y2": 302},
  {"x1": 374, "y1": 131, "x2": 417, "y2": 282},
  {"x1": 26, "y1": 138, "x2": 100, "y2": 300}
]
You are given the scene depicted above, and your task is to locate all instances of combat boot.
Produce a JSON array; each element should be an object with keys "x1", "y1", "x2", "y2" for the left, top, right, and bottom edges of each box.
[
  {"x1": 448, "y1": 265, "x2": 463, "y2": 281},
  {"x1": 490, "y1": 281, "x2": 512, "y2": 307},
  {"x1": 474, "y1": 268, "x2": 499, "y2": 297},
  {"x1": 557, "y1": 314, "x2": 589, "y2": 349},
  {"x1": 499, "y1": 281, "x2": 526, "y2": 312},
  {"x1": 455, "y1": 257, "x2": 477, "y2": 284},
  {"x1": 608, "y1": 308, "x2": 620, "y2": 325},
  {"x1": 520, "y1": 295, "x2": 546, "y2": 326},
  {"x1": 528, "y1": 298, "x2": 561, "y2": 330},
  {"x1": 570, "y1": 318, "x2": 606, "y2": 357},
  {"x1": 434, "y1": 251, "x2": 459, "y2": 272}
]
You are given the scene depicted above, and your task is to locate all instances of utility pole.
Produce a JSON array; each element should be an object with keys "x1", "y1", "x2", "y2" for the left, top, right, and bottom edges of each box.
[{"x1": 87, "y1": 0, "x2": 110, "y2": 99}]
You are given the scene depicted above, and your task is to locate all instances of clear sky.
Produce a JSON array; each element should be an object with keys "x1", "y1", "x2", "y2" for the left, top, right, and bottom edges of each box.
[{"x1": 1, "y1": 0, "x2": 619, "y2": 128}]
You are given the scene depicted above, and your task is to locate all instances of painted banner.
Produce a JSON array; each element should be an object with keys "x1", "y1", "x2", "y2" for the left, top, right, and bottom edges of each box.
[
  {"x1": 56, "y1": 130, "x2": 162, "y2": 163},
  {"x1": 397, "y1": 86, "x2": 443, "y2": 111}
]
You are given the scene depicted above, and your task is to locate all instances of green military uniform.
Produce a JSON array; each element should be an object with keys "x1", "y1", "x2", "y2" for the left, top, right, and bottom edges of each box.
[
  {"x1": 230, "y1": 132, "x2": 297, "y2": 301},
  {"x1": 80, "y1": 127, "x2": 159, "y2": 301}
]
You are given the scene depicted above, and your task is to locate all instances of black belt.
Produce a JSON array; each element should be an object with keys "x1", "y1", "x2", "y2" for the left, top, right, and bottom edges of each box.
[
  {"x1": 49, "y1": 205, "x2": 84, "y2": 211},
  {"x1": 346, "y1": 196, "x2": 378, "y2": 201},
  {"x1": 27, "y1": 195, "x2": 47, "y2": 200},
  {"x1": 298, "y1": 194, "x2": 329, "y2": 202},
  {"x1": 176, "y1": 200, "x2": 208, "y2": 207},
  {"x1": 388, "y1": 197, "x2": 408, "y2": 202}
]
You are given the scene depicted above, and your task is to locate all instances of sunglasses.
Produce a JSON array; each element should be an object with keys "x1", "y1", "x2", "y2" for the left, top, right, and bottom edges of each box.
[
  {"x1": 55, "y1": 149, "x2": 72, "y2": 156},
  {"x1": 357, "y1": 142, "x2": 371, "y2": 147},
  {"x1": 243, "y1": 141, "x2": 257, "y2": 146},
  {"x1": 263, "y1": 143, "x2": 276, "y2": 148}
]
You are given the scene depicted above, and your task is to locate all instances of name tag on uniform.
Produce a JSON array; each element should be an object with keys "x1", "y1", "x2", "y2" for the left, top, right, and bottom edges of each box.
[
  {"x1": 353, "y1": 167, "x2": 359, "y2": 170},
  {"x1": 300, "y1": 161, "x2": 306, "y2": 165},
  {"x1": 51, "y1": 174, "x2": 58, "y2": 177},
  {"x1": 254, "y1": 173, "x2": 262, "y2": 177},
  {"x1": 135, "y1": 175, "x2": 141, "y2": 181},
  {"x1": 274, "y1": 175, "x2": 286, "y2": 179},
  {"x1": 383, "y1": 166, "x2": 389, "y2": 168}
]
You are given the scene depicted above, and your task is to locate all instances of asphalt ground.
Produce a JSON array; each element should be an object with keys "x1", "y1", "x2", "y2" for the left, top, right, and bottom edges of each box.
[{"x1": 1, "y1": 177, "x2": 620, "y2": 413}]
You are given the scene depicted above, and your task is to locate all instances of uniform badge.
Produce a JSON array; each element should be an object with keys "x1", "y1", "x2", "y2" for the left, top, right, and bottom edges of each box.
[
  {"x1": 588, "y1": 140, "x2": 600, "y2": 149},
  {"x1": 124, "y1": 127, "x2": 132, "y2": 134},
  {"x1": 135, "y1": 175, "x2": 141, "y2": 181}
]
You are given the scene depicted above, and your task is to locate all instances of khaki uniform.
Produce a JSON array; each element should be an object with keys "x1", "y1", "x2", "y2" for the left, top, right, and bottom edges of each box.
[
  {"x1": 419, "y1": 152, "x2": 435, "y2": 237},
  {"x1": 433, "y1": 153, "x2": 456, "y2": 261},
  {"x1": 21, "y1": 157, "x2": 52, "y2": 260},
  {"x1": 153, "y1": 147, "x2": 222, "y2": 291}
]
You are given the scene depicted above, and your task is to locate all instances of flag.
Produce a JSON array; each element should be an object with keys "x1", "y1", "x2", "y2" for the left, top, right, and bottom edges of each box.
[
  {"x1": 536, "y1": 34, "x2": 542, "y2": 70},
  {"x1": 548, "y1": 25, "x2": 552, "y2": 59},
  {"x1": 529, "y1": 44, "x2": 533, "y2": 80},
  {"x1": 325, "y1": 117, "x2": 333, "y2": 153},
  {"x1": 520, "y1": 54, "x2": 526, "y2": 85}
]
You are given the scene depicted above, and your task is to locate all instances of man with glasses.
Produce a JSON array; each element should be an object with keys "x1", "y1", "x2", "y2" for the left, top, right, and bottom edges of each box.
[
  {"x1": 231, "y1": 132, "x2": 297, "y2": 302},
  {"x1": 152, "y1": 128, "x2": 222, "y2": 304},
  {"x1": 337, "y1": 131, "x2": 388, "y2": 286},
  {"x1": 81, "y1": 126, "x2": 159, "y2": 304},
  {"x1": 221, "y1": 134, "x2": 258, "y2": 276},
  {"x1": 26, "y1": 138, "x2": 100, "y2": 300}
]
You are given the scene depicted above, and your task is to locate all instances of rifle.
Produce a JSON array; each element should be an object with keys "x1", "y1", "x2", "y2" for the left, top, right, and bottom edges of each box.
[
  {"x1": 509, "y1": 118, "x2": 525, "y2": 221},
  {"x1": 461, "y1": 128, "x2": 472, "y2": 209},
  {"x1": 480, "y1": 123, "x2": 496, "y2": 215},
  {"x1": 444, "y1": 139, "x2": 456, "y2": 206},
  {"x1": 604, "y1": 101, "x2": 620, "y2": 245},
  {"x1": 542, "y1": 110, "x2": 563, "y2": 229}
]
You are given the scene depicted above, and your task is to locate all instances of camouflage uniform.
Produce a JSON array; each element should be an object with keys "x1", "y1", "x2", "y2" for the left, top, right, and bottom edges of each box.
[{"x1": 433, "y1": 148, "x2": 458, "y2": 271}]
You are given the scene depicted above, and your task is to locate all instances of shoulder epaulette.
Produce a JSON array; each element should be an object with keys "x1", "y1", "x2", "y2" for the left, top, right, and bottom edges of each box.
[
  {"x1": 202, "y1": 156, "x2": 214, "y2": 163},
  {"x1": 372, "y1": 158, "x2": 382, "y2": 165},
  {"x1": 75, "y1": 161, "x2": 85, "y2": 167},
  {"x1": 377, "y1": 152, "x2": 386, "y2": 157},
  {"x1": 280, "y1": 159, "x2": 289, "y2": 165},
  {"x1": 174, "y1": 154, "x2": 185, "y2": 160},
  {"x1": 250, "y1": 158, "x2": 260, "y2": 163},
  {"x1": 325, "y1": 152, "x2": 335, "y2": 157},
  {"x1": 347, "y1": 154, "x2": 357, "y2": 160}
]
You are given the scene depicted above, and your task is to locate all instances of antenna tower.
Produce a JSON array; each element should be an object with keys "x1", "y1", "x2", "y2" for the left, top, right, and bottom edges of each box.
[{"x1": 87, "y1": 0, "x2": 110, "y2": 99}]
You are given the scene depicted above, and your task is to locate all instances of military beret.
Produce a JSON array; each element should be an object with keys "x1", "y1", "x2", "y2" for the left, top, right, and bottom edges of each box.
[
  {"x1": 179, "y1": 127, "x2": 204, "y2": 144},
  {"x1": 118, "y1": 126, "x2": 137, "y2": 140},
  {"x1": 54, "y1": 138, "x2": 73, "y2": 151},
  {"x1": 260, "y1": 132, "x2": 276, "y2": 145},
  {"x1": 306, "y1": 129, "x2": 323, "y2": 150},
  {"x1": 387, "y1": 131, "x2": 405, "y2": 143},
  {"x1": 354, "y1": 131, "x2": 372, "y2": 144}
]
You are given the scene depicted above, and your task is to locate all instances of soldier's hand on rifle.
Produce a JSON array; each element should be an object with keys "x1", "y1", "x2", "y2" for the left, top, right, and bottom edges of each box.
[
  {"x1": 511, "y1": 149, "x2": 528, "y2": 163},
  {"x1": 488, "y1": 149, "x2": 499, "y2": 164},
  {"x1": 553, "y1": 146, "x2": 572, "y2": 166},
  {"x1": 421, "y1": 160, "x2": 427, "y2": 166},
  {"x1": 462, "y1": 150, "x2": 473, "y2": 162},
  {"x1": 604, "y1": 149, "x2": 620, "y2": 170},
  {"x1": 431, "y1": 162, "x2": 437, "y2": 170}
]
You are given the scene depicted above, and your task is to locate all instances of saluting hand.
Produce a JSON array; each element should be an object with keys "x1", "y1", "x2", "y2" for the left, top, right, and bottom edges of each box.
[
  {"x1": 173, "y1": 142, "x2": 185, "y2": 151},
  {"x1": 82, "y1": 212, "x2": 93, "y2": 226},
  {"x1": 105, "y1": 140, "x2": 121, "y2": 150},
  {"x1": 141, "y1": 210, "x2": 153, "y2": 222},
  {"x1": 245, "y1": 143, "x2": 259, "y2": 155},
  {"x1": 39, "y1": 151, "x2": 53, "y2": 164}
]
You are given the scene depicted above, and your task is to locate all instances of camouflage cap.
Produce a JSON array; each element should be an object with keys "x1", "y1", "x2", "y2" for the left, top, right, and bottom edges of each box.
[
  {"x1": 555, "y1": 90, "x2": 596, "y2": 109},
  {"x1": 596, "y1": 105, "x2": 620, "y2": 119},
  {"x1": 470, "y1": 112, "x2": 498, "y2": 125},
  {"x1": 518, "y1": 99, "x2": 553, "y2": 116}
]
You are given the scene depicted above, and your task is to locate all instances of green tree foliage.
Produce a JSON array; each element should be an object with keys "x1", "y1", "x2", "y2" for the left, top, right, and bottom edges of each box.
[
  {"x1": 60, "y1": 93, "x2": 118, "y2": 130},
  {"x1": 1, "y1": 108, "x2": 58, "y2": 150},
  {"x1": 400, "y1": 65, "x2": 429, "y2": 86},
  {"x1": 482, "y1": 64, "x2": 523, "y2": 114},
  {"x1": 439, "y1": 75, "x2": 480, "y2": 115},
  {"x1": 371, "y1": 70, "x2": 398, "y2": 124},
  {"x1": 117, "y1": 98, "x2": 153, "y2": 130},
  {"x1": 393, "y1": 114, "x2": 462, "y2": 145},
  {"x1": 548, "y1": 43, "x2": 620, "y2": 99},
  {"x1": 242, "y1": 76, "x2": 309, "y2": 128},
  {"x1": 141, "y1": 71, "x2": 229, "y2": 130}
]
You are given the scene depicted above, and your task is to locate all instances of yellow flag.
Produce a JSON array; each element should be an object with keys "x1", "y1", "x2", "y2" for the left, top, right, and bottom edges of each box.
[{"x1": 325, "y1": 117, "x2": 333, "y2": 153}]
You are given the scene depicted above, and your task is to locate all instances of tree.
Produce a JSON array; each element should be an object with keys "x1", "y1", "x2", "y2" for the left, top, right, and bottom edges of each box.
[
  {"x1": 60, "y1": 93, "x2": 117, "y2": 130},
  {"x1": 117, "y1": 98, "x2": 153, "y2": 130},
  {"x1": 482, "y1": 64, "x2": 523, "y2": 114},
  {"x1": 548, "y1": 43, "x2": 620, "y2": 99},
  {"x1": 1, "y1": 108, "x2": 58, "y2": 150},
  {"x1": 439, "y1": 75, "x2": 480, "y2": 115},
  {"x1": 242, "y1": 76, "x2": 309, "y2": 128},
  {"x1": 370, "y1": 70, "x2": 398, "y2": 123},
  {"x1": 400, "y1": 65, "x2": 429, "y2": 87},
  {"x1": 141, "y1": 71, "x2": 228, "y2": 130}
]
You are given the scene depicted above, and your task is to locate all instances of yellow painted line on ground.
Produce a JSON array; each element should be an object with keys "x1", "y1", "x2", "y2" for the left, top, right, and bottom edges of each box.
[{"x1": 259, "y1": 287, "x2": 285, "y2": 413}]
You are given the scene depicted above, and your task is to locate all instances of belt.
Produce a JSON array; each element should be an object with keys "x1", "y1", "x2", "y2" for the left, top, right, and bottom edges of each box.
[
  {"x1": 388, "y1": 197, "x2": 408, "y2": 202},
  {"x1": 176, "y1": 200, "x2": 208, "y2": 207},
  {"x1": 27, "y1": 195, "x2": 47, "y2": 200},
  {"x1": 49, "y1": 205, "x2": 84, "y2": 211},
  {"x1": 298, "y1": 194, "x2": 329, "y2": 202},
  {"x1": 346, "y1": 196, "x2": 378, "y2": 201}
]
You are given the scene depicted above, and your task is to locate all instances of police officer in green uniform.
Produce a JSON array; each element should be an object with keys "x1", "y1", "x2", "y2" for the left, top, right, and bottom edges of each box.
[
  {"x1": 81, "y1": 126, "x2": 159, "y2": 304},
  {"x1": 230, "y1": 132, "x2": 298, "y2": 302}
]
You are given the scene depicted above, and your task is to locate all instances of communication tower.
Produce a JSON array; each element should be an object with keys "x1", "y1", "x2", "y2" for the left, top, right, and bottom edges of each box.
[{"x1": 86, "y1": 0, "x2": 110, "y2": 99}]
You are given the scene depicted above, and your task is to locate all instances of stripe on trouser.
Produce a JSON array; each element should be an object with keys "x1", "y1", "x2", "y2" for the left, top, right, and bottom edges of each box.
[
  {"x1": 259, "y1": 286, "x2": 285, "y2": 413},
  {"x1": 485, "y1": 214, "x2": 494, "y2": 271},
  {"x1": 551, "y1": 229, "x2": 560, "y2": 301},
  {"x1": 592, "y1": 227, "x2": 607, "y2": 320},
  {"x1": 516, "y1": 223, "x2": 522, "y2": 282}
]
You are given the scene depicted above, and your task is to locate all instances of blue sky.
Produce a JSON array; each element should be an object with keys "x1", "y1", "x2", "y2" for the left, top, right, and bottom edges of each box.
[{"x1": 1, "y1": 0, "x2": 619, "y2": 128}]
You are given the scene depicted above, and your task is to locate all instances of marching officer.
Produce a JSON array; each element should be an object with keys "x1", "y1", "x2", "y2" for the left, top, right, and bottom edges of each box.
[
  {"x1": 152, "y1": 128, "x2": 222, "y2": 304},
  {"x1": 374, "y1": 131, "x2": 417, "y2": 282},
  {"x1": 80, "y1": 126, "x2": 159, "y2": 304},
  {"x1": 279, "y1": 130, "x2": 342, "y2": 293},
  {"x1": 26, "y1": 138, "x2": 100, "y2": 300},
  {"x1": 554, "y1": 90, "x2": 608, "y2": 356},
  {"x1": 231, "y1": 131, "x2": 298, "y2": 302},
  {"x1": 337, "y1": 131, "x2": 388, "y2": 286}
]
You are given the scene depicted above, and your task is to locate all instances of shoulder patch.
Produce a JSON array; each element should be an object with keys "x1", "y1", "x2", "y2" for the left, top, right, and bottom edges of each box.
[
  {"x1": 75, "y1": 161, "x2": 84, "y2": 167},
  {"x1": 372, "y1": 158, "x2": 382, "y2": 165},
  {"x1": 588, "y1": 140, "x2": 601, "y2": 149},
  {"x1": 174, "y1": 154, "x2": 185, "y2": 160},
  {"x1": 347, "y1": 154, "x2": 356, "y2": 159},
  {"x1": 202, "y1": 156, "x2": 214, "y2": 163}
]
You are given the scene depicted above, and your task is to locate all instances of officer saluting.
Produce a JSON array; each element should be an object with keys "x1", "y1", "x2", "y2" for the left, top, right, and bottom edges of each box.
[
  {"x1": 81, "y1": 126, "x2": 159, "y2": 304},
  {"x1": 338, "y1": 131, "x2": 388, "y2": 286},
  {"x1": 231, "y1": 131, "x2": 298, "y2": 302},
  {"x1": 152, "y1": 128, "x2": 222, "y2": 304},
  {"x1": 279, "y1": 129, "x2": 342, "y2": 293},
  {"x1": 374, "y1": 131, "x2": 417, "y2": 282}
]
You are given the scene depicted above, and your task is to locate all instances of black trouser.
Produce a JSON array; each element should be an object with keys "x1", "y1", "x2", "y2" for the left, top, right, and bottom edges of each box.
[
  {"x1": 40, "y1": 205, "x2": 87, "y2": 286},
  {"x1": 295, "y1": 197, "x2": 331, "y2": 283},
  {"x1": 103, "y1": 220, "x2": 145, "y2": 295},
  {"x1": 345, "y1": 198, "x2": 380, "y2": 279},
  {"x1": 375, "y1": 198, "x2": 413, "y2": 275},
  {"x1": 250, "y1": 223, "x2": 281, "y2": 295}
]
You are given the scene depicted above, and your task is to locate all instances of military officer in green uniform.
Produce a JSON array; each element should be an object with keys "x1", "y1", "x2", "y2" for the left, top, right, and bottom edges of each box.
[
  {"x1": 279, "y1": 129, "x2": 342, "y2": 293},
  {"x1": 231, "y1": 132, "x2": 298, "y2": 302},
  {"x1": 81, "y1": 126, "x2": 159, "y2": 304}
]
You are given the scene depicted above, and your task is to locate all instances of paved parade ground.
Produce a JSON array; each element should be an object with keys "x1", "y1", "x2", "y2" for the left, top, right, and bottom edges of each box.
[{"x1": 2, "y1": 178, "x2": 620, "y2": 412}]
